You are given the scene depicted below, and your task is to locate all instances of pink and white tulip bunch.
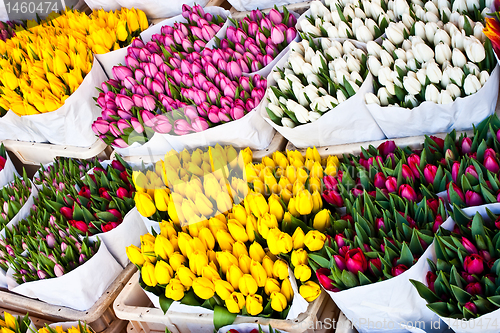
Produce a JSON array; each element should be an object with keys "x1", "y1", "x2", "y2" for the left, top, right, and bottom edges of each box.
[{"x1": 215, "y1": 7, "x2": 298, "y2": 73}]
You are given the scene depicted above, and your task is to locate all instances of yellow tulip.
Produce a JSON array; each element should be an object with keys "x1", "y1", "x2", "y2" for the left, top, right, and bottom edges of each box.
[
  {"x1": 261, "y1": 255, "x2": 274, "y2": 278},
  {"x1": 177, "y1": 266, "x2": 196, "y2": 288},
  {"x1": 277, "y1": 232, "x2": 293, "y2": 254},
  {"x1": 232, "y1": 204, "x2": 247, "y2": 226},
  {"x1": 292, "y1": 227, "x2": 305, "y2": 249},
  {"x1": 268, "y1": 194, "x2": 284, "y2": 222},
  {"x1": 313, "y1": 209, "x2": 330, "y2": 232},
  {"x1": 227, "y1": 220, "x2": 248, "y2": 243},
  {"x1": 264, "y1": 278, "x2": 281, "y2": 296},
  {"x1": 299, "y1": 281, "x2": 321, "y2": 302},
  {"x1": 266, "y1": 227, "x2": 281, "y2": 256},
  {"x1": 141, "y1": 262, "x2": 157, "y2": 287},
  {"x1": 281, "y1": 188, "x2": 292, "y2": 205},
  {"x1": 165, "y1": 278, "x2": 185, "y2": 301},
  {"x1": 232, "y1": 241, "x2": 249, "y2": 259},
  {"x1": 240, "y1": 147, "x2": 253, "y2": 165},
  {"x1": 248, "y1": 242, "x2": 265, "y2": 262},
  {"x1": 304, "y1": 230, "x2": 326, "y2": 252},
  {"x1": 135, "y1": 192, "x2": 156, "y2": 217},
  {"x1": 312, "y1": 190, "x2": 323, "y2": 214},
  {"x1": 202, "y1": 265, "x2": 221, "y2": 282},
  {"x1": 250, "y1": 259, "x2": 267, "y2": 287},
  {"x1": 140, "y1": 234, "x2": 156, "y2": 263},
  {"x1": 273, "y1": 259, "x2": 289, "y2": 280},
  {"x1": 308, "y1": 177, "x2": 322, "y2": 193},
  {"x1": 295, "y1": 190, "x2": 313, "y2": 215},
  {"x1": 281, "y1": 278, "x2": 294, "y2": 302},
  {"x1": 262, "y1": 156, "x2": 276, "y2": 168},
  {"x1": 270, "y1": 292, "x2": 288, "y2": 312},
  {"x1": 225, "y1": 292, "x2": 245, "y2": 313},
  {"x1": 216, "y1": 230, "x2": 235, "y2": 252},
  {"x1": 3, "y1": 312, "x2": 15, "y2": 330},
  {"x1": 306, "y1": 147, "x2": 321, "y2": 162},
  {"x1": 216, "y1": 251, "x2": 238, "y2": 274},
  {"x1": 155, "y1": 260, "x2": 173, "y2": 285},
  {"x1": 154, "y1": 234, "x2": 174, "y2": 260},
  {"x1": 2, "y1": 71, "x2": 18, "y2": 90},
  {"x1": 291, "y1": 249, "x2": 309, "y2": 267},
  {"x1": 227, "y1": 265, "x2": 244, "y2": 290},
  {"x1": 192, "y1": 277, "x2": 215, "y2": 300},
  {"x1": 216, "y1": 192, "x2": 233, "y2": 213},
  {"x1": 169, "y1": 252, "x2": 186, "y2": 271},
  {"x1": 198, "y1": 227, "x2": 215, "y2": 251},
  {"x1": 126, "y1": 244, "x2": 145, "y2": 266},
  {"x1": 239, "y1": 274, "x2": 258, "y2": 296},
  {"x1": 288, "y1": 197, "x2": 300, "y2": 217},
  {"x1": 177, "y1": 232, "x2": 193, "y2": 258},
  {"x1": 154, "y1": 188, "x2": 170, "y2": 212},
  {"x1": 246, "y1": 192, "x2": 269, "y2": 218},
  {"x1": 246, "y1": 215, "x2": 257, "y2": 242},
  {"x1": 257, "y1": 213, "x2": 278, "y2": 239},
  {"x1": 189, "y1": 250, "x2": 208, "y2": 276},
  {"x1": 246, "y1": 294, "x2": 263, "y2": 316},
  {"x1": 214, "y1": 279, "x2": 234, "y2": 300},
  {"x1": 294, "y1": 264, "x2": 312, "y2": 282},
  {"x1": 238, "y1": 254, "x2": 252, "y2": 274},
  {"x1": 208, "y1": 217, "x2": 227, "y2": 236}
]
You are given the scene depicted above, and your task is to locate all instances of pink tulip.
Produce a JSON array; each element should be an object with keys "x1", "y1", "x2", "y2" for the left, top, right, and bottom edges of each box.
[
  {"x1": 92, "y1": 118, "x2": 109, "y2": 135},
  {"x1": 322, "y1": 190, "x2": 343, "y2": 207},
  {"x1": 260, "y1": 17, "x2": 272, "y2": 31},
  {"x1": 142, "y1": 95, "x2": 156, "y2": 111},
  {"x1": 152, "y1": 115, "x2": 172, "y2": 134},
  {"x1": 191, "y1": 117, "x2": 209, "y2": 132},
  {"x1": 112, "y1": 66, "x2": 133, "y2": 81},
  {"x1": 423, "y1": 164, "x2": 437, "y2": 184},
  {"x1": 146, "y1": 41, "x2": 160, "y2": 54},
  {"x1": 334, "y1": 255, "x2": 346, "y2": 271},
  {"x1": 461, "y1": 237, "x2": 478, "y2": 254},
  {"x1": 287, "y1": 27, "x2": 297, "y2": 43},
  {"x1": 323, "y1": 175, "x2": 338, "y2": 190},
  {"x1": 373, "y1": 172, "x2": 386, "y2": 189},
  {"x1": 484, "y1": 156, "x2": 500, "y2": 173},
  {"x1": 378, "y1": 140, "x2": 396, "y2": 157},
  {"x1": 268, "y1": 8, "x2": 283, "y2": 25},
  {"x1": 173, "y1": 30, "x2": 186, "y2": 45},
  {"x1": 385, "y1": 176, "x2": 397, "y2": 193},
  {"x1": 461, "y1": 137, "x2": 472, "y2": 154},
  {"x1": 141, "y1": 110, "x2": 156, "y2": 128},
  {"x1": 174, "y1": 119, "x2": 194, "y2": 135},
  {"x1": 116, "y1": 94, "x2": 134, "y2": 112},
  {"x1": 230, "y1": 106, "x2": 245, "y2": 120},
  {"x1": 447, "y1": 183, "x2": 465, "y2": 202},
  {"x1": 202, "y1": 25, "x2": 216, "y2": 41},
  {"x1": 271, "y1": 26, "x2": 284, "y2": 44},
  {"x1": 250, "y1": 9, "x2": 263, "y2": 22},
  {"x1": 465, "y1": 190, "x2": 483, "y2": 206},
  {"x1": 345, "y1": 249, "x2": 367, "y2": 274},
  {"x1": 465, "y1": 165, "x2": 478, "y2": 179},
  {"x1": 204, "y1": 62, "x2": 218, "y2": 80}
]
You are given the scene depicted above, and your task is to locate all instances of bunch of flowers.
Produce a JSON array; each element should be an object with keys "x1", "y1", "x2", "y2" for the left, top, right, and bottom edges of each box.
[
  {"x1": 299, "y1": 0, "x2": 389, "y2": 42},
  {"x1": 363, "y1": 4, "x2": 495, "y2": 108},
  {"x1": 0, "y1": 312, "x2": 31, "y2": 333},
  {"x1": 0, "y1": 21, "x2": 22, "y2": 42},
  {"x1": 0, "y1": 144, "x2": 7, "y2": 172},
  {"x1": 308, "y1": 191, "x2": 447, "y2": 291},
  {"x1": 33, "y1": 158, "x2": 101, "y2": 189},
  {"x1": 266, "y1": 38, "x2": 368, "y2": 127},
  {"x1": 0, "y1": 8, "x2": 148, "y2": 116},
  {"x1": 217, "y1": 7, "x2": 298, "y2": 72},
  {"x1": 411, "y1": 209, "x2": 500, "y2": 319},
  {"x1": 38, "y1": 322, "x2": 93, "y2": 333},
  {"x1": 0, "y1": 171, "x2": 32, "y2": 230}
]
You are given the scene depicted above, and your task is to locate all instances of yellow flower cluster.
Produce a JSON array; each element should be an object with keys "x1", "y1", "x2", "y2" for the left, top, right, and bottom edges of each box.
[
  {"x1": 0, "y1": 312, "x2": 19, "y2": 333},
  {"x1": 0, "y1": 8, "x2": 148, "y2": 116},
  {"x1": 38, "y1": 323, "x2": 92, "y2": 333}
]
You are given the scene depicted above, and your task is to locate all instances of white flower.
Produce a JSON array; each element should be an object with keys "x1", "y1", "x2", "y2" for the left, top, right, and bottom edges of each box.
[
  {"x1": 318, "y1": 87, "x2": 328, "y2": 96},
  {"x1": 289, "y1": 53, "x2": 306, "y2": 75},
  {"x1": 326, "y1": 46, "x2": 341, "y2": 59},
  {"x1": 311, "y1": 96, "x2": 335, "y2": 112},
  {"x1": 407, "y1": 58, "x2": 418, "y2": 71},
  {"x1": 416, "y1": 68, "x2": 427, "y2": 85},
  {"x1": 304, "y1": 47, "x2": 316, "y2": 63},
  {"x1": 403, "y1": 76, "x2": 422, "y2": 94},
  {"x1": 425, "y1": 84, "x2": 440, "y2": 102},
  {"x1": 410, "y1": 36, "x2": 425, "y2": 46},
  {"x1": 450, "y1": 67, "x2": 465, "y2": 86},
  {"x1": 287, "y1": 100, "x2": 310, "y2": 123},
  {"x1": 307, "y1": 74, "x2": 322, "y2": 86},
  {"x1": 356, "y1": 25, "x2": 374, "y2": 42},
  {"x1": 479, "y1": 71, "x2": 490, "y2": 85},
  {"x1": 352, "y1": 49, "x2": 366, "y2": 61},
  {"x1": 449, "y1": 12, "x2": 461, "y2": 26},
  {"x1": 413, "y1": 21, "x2": 426, "y2": 41},
  {"x1": 351, "y1": 71, "x2": 364, "y2": 83},
  {"x1": 331, "y1": 40, "x2": 344, "y2": 55},
  {"x1": 321, "y1": 39, "x2": 332, "y2": 51},
  {"x1": 330, "y1": 10, "x2": 342, "y2": 25},
  {"x1": 424, "y1": 1, "x2": 439, "y2": 15},
  {"x1": 474, "y1": 22, "x2": 485, "y2": 43},
  {"x1": 377, "y1": 87, "x2": 392, "y2": 105},
  {"x1": 300, "y1": 20, "x2": 321, "y2": 36},
  {"x1": 426, "y1": 62, "x2": 443, "y2": 84},
  {"x1": 279, "y1": 96, "x2": 287, "y2": 105},
  {"x1": 277, "y1": 79, "x2": 291, "y2": 91},
  {"x1": 444, "y1": 22, "x2": 459, "y2": 37},
  {"x1": 293, "y1": 82, "x2": 307, "y2": 106},
  {"x1": 301, "y1": 40, "x2": 310, "y2": 51},
  {"x1": 404, "y1": 94, "x2": 419, "y2": 107},
  {"x1": 365, "y1": 92, "x2": 380, "y2": 105},
  {"x1": 413, "y1": 42, "x2": 435, "y2": 63},
  {"x1": 337, "y1": 89, "x2": 347, "y2": 103},
  {"x1": 394, "y1": 0, "x2": 410, "y2": 18},
  {"x1": 386, "y1": 22, "x2": 405, "y2": 45},
  {"x1": 355, "y1": 7, "x2": 367, "y2": 19},
  {"x1": 407, "y1": 71, "x2": 417, "y2": 79},
  {"x1": 413, "y1": 4, "x2": 426, "y2": 21},
  {"x1": 394, "y1": 59, "x2": 407, "y2": 74},
  {"x1": 269, "y1": 88, "x2": 279, "y2": 105},
  {"x1": 329, "y1": 70, "x2": 338, "y2": 84},
  {"x1": 303, "y1": 85, "x2": 320, "y2": 102},
  {"x1": 446, "y1": 83, "x2": 461, "y2": 98},
  {"x1": 452, "y1": 0, "x2": 467, "y2": 12},
  {"x1": 465, "y1": 62, "x2": 481, "y2": 76},
  {"x1": 272, "y1": 71, "x2": 282, "y2": 83},
  {"x1": 402, "y1": 40, "x2": 412, "y2": 51},
  {"x1": 343, "y1": 4, "x2": 356, "y2": 20},
  {"x1": 367, "y1": 41, "x2": 382, "y2": 57},
  {"x1": 333, "y1": 58, "x2": 348, "y2": 72},
  {"x1": 282, "y1": 117, "x2": 296, "y2": 128},
  {"x1": 451, "y1": 31, "x2": 465, "y2": 51},
  {"x1": 371, "y1": 4, "x2": 385, "y2": 19},
  {"x1": 394, "y1": 48, "x2": 407, "y2": 61},
  {"x1": 327, "y1": 25, "x2": 339, "y2": 38},
  {"x1": 435, "y1": 43, "x2": 452, "y2": 65},
  {"x1": 451, "y1": 48, "x2": 467, "y2": 68},
  {"x1": 426, "y1": 11, "x2": 439, "y2": 23},
  {"x1": 442, "y1": 61, "x2": 452, "y2": 71},
  {"x1": 437, "y1": 0, "x2": 451, "y2": 10},
  {"x1": 425, "y1": 22, "x2": 439, "y2": 44},
  {"x1": 439, "y1": 90, "x2": 454, "y2": 104},
  {"x1": 440, "y1": 8, "x2": 452, "y2": 22},
  {"x1": 309, "y1": 111, "x2": 322, "y2": 122},
  {"x1": 465, "y1": 39, "x2": 486, "y2": 63},
  {"x1": 441, "y1": 67, "x2": 452, "y2": 87},
  {"x1": 378, "y1": 66, "x2": 394, "y2": 86},
  {"x1": 311, "y1": 1, "x2": 330, "y2": 17},
  {"x1": 302, "y1": 63, "x2": 315, "y2": 77},
  {"x1": 311, "y1": 53, "x2": 326, "y2": 74},
  {"x1": 385, "y1": 81, "x2": 396, "y2": 95},
  {"x1": 458, "y1": 16, "x2": 474, "y2": 31},
  {"x1": 467, "y1": 0, "x2": 479, "y2": 11},
  {"x1": 336, "y1": 69, "x2": 351, "y2": 83},
  {"x1": 343, "y1": 40, "x2": 356, "y2": 55},
  {"x1": 352, "y1": 17, "x2": 364, "y2": 32},
  {"x1": 338, "y1": 21, "x2": 352, "y2": 38},
  {"x1": 380, "y1": 49, "x2": 394, "y2": 67},
  {"x1": 365, "y1": 18, "x2": 378, "y2": 36},
  {"x1": 290, "y1": 41, "x2": 305, "y2": 56},
  {"x1": 402, "y1": 14, "x2": 414, "y2": 30},
  {"x1": 382, "y1": 39, "x2": 396, "y2": 54},
  {"x1": 347, "y1": 80, "x2": 360, "y2": 92},
  {"x1": 434, "y1": 30, "x2": 451, "y2": 47},
  {"x1": 368, "y1": 56, "x2": 382, "y2": 76},
  {"x1": 463, "y1": 74, "x2": 481, "y2": 95},
  {"x1": 268, "y1": 103, "x2": 284, "y2": 118}
]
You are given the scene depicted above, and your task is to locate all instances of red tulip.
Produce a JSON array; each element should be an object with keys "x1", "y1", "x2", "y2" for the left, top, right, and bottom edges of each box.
[
  {"x1": 423, "y1": 165, "x2": 437, "y2": 184},
  {"x1": 322, "y1": 190, "x2": 343, "y2": 207},
  {"x1": 465, "y1": 282, "x2": 483, "y2": 296},
  {"x1": 368, "y1": 258, "x2": 382, "y2": 276},
  {"x1": 60, "y1": 207, "x2": 74, "y2": 220},
  {"x1": 385, "y1": 176, "x2": 397, "y2": 193},
  {"x1": 345, "y1": 248, "x2": 367, "y2": 274},
  {"x1": 375, "y1": 217, "x2": 385, "y2": 231},
  {"x1": 374, "y1": 172, "x2": 386, "y2": 189},
  {"x1": 399, "y1": 184, "x2": 417, "y2": 201},
  {"x1": 429, "y1": 136, "x2": 444, "y2": 150},
  {"x1": 378, "y1": 141, "x2": 396, "y2": 157},
  {"x1": 339, "y1": 245, "x2": 350, "y2": 257},
  {"x1": 99, "y1": 188, "x2": 112, "y2": 200},
  {"x1": 333, "y1": 255, "x2": 346, "y2": 271},
  {"x1": 461, "y1": 237, "x2": 478, "y2": 254},
  {"x1": 0, "y1": 156, "x2": 6, "y2": 170},
  {"x1": 426, "y1": 271, "x2": 437, "y2": 292},
  {"x1": 107, "y1": 209, "x2": 122, "y2": 221},
  {"x1": 401, "y1": 164, "x2": 415, "y2": 182},
  {"x1": 78, "y1": 186, "x2": 91, "y2": 199},
  {"x1": 464, "y1": 302, "x2": 477, "y2": 315},
  {"x1": 316, "y1": 268, "x2": 336, "y2": 291},
  {"x1": 465, "y1": 190, "x2": 483, "y2": 206},
  {"x1": 447, "y1": 183, "x2": 465, "y2": 203},
  {"x1": 461, "y1": 271, "x2": 476, "y2": 283},
  {"x1": 407, "y1": 154, "x2": 421, "y2": 178},
  {"x1": 116, "y1": 187, "x2": 130, "y2": 199},
  {"x1": 452, "y1": 162, "x2": 460, "y2": 183},
  {"x1": 463, "y1": 254, "x2": 484, "y2": 275},
  {"x1": 69, "y1": 220, "x2": 89, "y2": 234},
  {"x1": 323, "y1": 175, "x2": 338, "y2": 191},
  {"x1": 432, "y1": 215, "x2": 444, "y2": 233},
  {"x1": 391, "y1": 264, "x2": 408, "y2": 276}
]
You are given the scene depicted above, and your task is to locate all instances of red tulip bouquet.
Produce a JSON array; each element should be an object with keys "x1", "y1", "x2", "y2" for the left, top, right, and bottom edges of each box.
[
  {"x1": 411, "y1": 208, "x2": 500, "y2": 332},
  {"x1": 306, "y1": 190, "x2": 450, "y2": 332},
  {"x1": 0, "y1": 143, "x2": 17, "y2": 187}
]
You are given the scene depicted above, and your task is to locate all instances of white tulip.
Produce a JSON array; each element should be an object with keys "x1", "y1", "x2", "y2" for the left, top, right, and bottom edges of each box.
[
  {"x1": 333, "y1": 58, "x2": 348, "y2": 72},
  {"x1": 435, "y1": 43, "x2": 452, "y2": 65},
  {"x1": 417, "y1": 68, "x2": 428, "y2": 85},
  {"x1": 410, "y1": 36, "x2": 425, "y2": 46},
  {"x1": 378, "y1": 13, "x2": 390, "y2": 27},
  {"x1": 330, "y1": 10, "x2": 342, "y2": 25},
  {"x1": 405, "y1": 95, "x2": 419, "y2": 107},
  {"x1": 407, "y1": 58, "x2": 419, "y2": 71},
  {"x1": 302, "y1": 63, "x2": 315, "y2": 77},
  {"x1": 441, "y1": 67, "x2": 452, "y2": 87},
  {"x1": 281, "y1": 118, "x2": 296, "y2": 128},
  {"x1": 385, "y1": 81, "x2": 396, "y2": 95},
  {"x1": 365, "y1": 18, "x2": 378, "y2": 37},
  {"x1": 465, "y1": 62, "x2": 481, "y2": 76},
  {"x1": 311, "y1": 1, "x2": 328, "y2": 17},
  {"x1": 440, "y1": 8, "x2": 452, "y2": 22},
  {"x1": 414, "y1": 5, "x2": 426, "y2": 21},
  {"x1": 377, "y1": 87, "x2": 392, "y2": 105},
  {"x1": 378, "y1": 66, "x2": 394, "y2": 86},
  {"x1": 311, "y1": 96, "x2": 331, "y2": 112},
  {"x1": 394, "y1": 48, "x2": 407, "y2": 61},
  {"x1": 362, "y1": 0, "x2": 372, "y2": 16},
  {"x1": 426, "y1": 62, "x2": 443, "y2": 84},
  {"x1": 326, "y1": 46, "x2": 342, "y2": 59},
  {"x1": 439, "y1": 90, "x2": 454, "y2": 104},
  {"x1": 412, "y1": 21, "x2": 426, "y2": 41},
  {"x1": 450, "y1": 67, "x2": 465, "y2": 86},
  {"x1": 402, "y1": 13, "x2": 414, "y2": 29},
  {"x1": 277, "y1": 79, "x2": 291, "y2": 91},
  {"x1": 365, "y1": 92, "x2": 380, "y2": 105},
  {"x1": 352, "y1": 49, "x2": 366, "y2": 61},
  {"x1": 346, "y1": 55, "x2": 361, "y2": 73},
  {"x1": 318, "y1": 87, "x2": 328, "y2": 96},
  {"x1": 371, "y1": 4, "x2": 384, "y2": 19},
  {"x1": 338, "y1": 21, "x2": 352, "y2": 38},
  {"x1": 321, "y1": 39, "x2": 332, "y2": 51},
  {"x1": 402, "y1": 40, "x2": 412, "y2": 51},
  {"x1": 327, "y1": 25, "x2": 339, "y2": 38},
  {"x1": 451, "y1": 31, "x2": 465, "y2": 51},
  {"x1": 437, "y1": 0, "x2": 450, "y2": 10},
  {"x1": 446, "y1": 83, "x2": 461, "y2": 98},
  {"x1": 482, "y1": 7, "x2": 489, "y2": 18},
  {"x1": 268, "y1": 103, "x2": 284, "y2": 118},
  {"x1": 386, "y1": 10, "x2": 396, "y2": 21},
  {"x1": 329, "y1": 70, "x2": 337, "y2": 83},
  {"x1": 382, "y1": 40, "x2": 396, "y2": 54},
  {"x1": 463, "y1": 74, "x2": 481, "y2": 95},
  {"x1": 434, "y1": 30, "x2": 451, "y2": 47},
  {"x1": 444, "y1": 22, "x2": 459, "y2": 36},
  {"x1": 272, "y1": 71, "x2": 282, "y2": 83},
  {"x1": 337, "y1": 89, "x2": 347, "y2": 103},
  {"x1": 269, "y1": 88, "x2": 279, "y2": 105},
  {"x1": 425, "y1": 84, "x2": 440, "y2": 102},
  {"x1": 352, "y1": 18, "x2": 364, "y2": 32},
  {"x1": 309, "y1": 111, "x2": 322, "y2": 122},
  {"x1": 425, "y1": 22, "x2": 439, "y2": 44},
  {"x1": 458, "y1": 16, "x2": 474, "y2": 31},
  {"x1": 288, "y1": 100, "x2": 310, "y2": 123},
  {"x1": 306, "y1": 74, "x2": 322, "y2": 86},
  {"x1": 351, "y1": 71, "x2": 364, "y2": 83},
  {"x1": 367, "y1": 41, "x2": 382, "y2": 57},
  {"x1": 289, "y1": 53, "x2": 306, "y2": 75},
  {"x1": 407, "y1": 71, "x2": 417, "y2": 79},
  {"x1": 395, "y1": 59, "x2": 407, "y2": 73},
  {"x1": 300, "y1": 20, "x2": 322, "y2": 36},
  {"x1": 331, "y1": 40, "x2": 344, "y2": 55},
  {"x1": 279, "y1": 96, "x2": 287, "y2": 105},
  {"x1": 386, "y1": 22, "x2": 405, "y2": 45},
  {"x1": 322, "y1": 21, "x2": 334, "y2": 32},
  {"x1": 442, "y1": 60, "x2": 453, "y2": 71},
  {"x1": 393, "y1": 0, "x2": 409, "y2": 17},
  {"x1": 412, "y1": 43, "x2": 434, "y2": 63},
  {"x1": 336, "y1": 69, "x2": 351, "y2": 83},
  {"x1": 343, "y1": 4, "x2": 356, "y2": 20},
  {"x1": 348, "y1": 80, "x2": 360, "y2": 92},
  {"x1": 355, "y1": 7, "x2": 367, "y2": 19},
  {"x1": 452, "y1": 0, "x2": 467, "y2": 12},
  {"x1": 355, "y1": 25, "x2": 374, "y2": 42},
  {"x1": 479, "y1": 71, "x2": 489, "y2": 85},
  {"x1": 311, "y1": 53, "x2": 326, "y2": 74},
  {"x1": 293, "y1": 82, "x2": 307, "y2": 106},
  {"x1": 426, "y1": 11, "x2": 440, "y2": 23},
  {"x1": 290, "y1": 41, "x2": 305, "y2": 56},
  {"x1": 368, "y1": 56, "x2": 382, "y2": 76},
  {"x1": 301, "y1": 40, "x2": 310, "y2": 51},
  {"x1": 379, "y1": 49, "x2": 393, "y2": 67},
  {"x1": 343, "y1": 40, "x2": 356, "y2": 55},
  {"x1": 449, "y1": 12, "x2": 461, "y2": 26},
  {"x1": 304, "y1": 47, "x2": 316, "y2": 63},
  {"x1": 465, "y1": 40, "x2": 486, "y2": 63},
  {"x1": 474, "y1": 23, "x2": 485, "y2": 43},
  {"x1": 467, "y1": 0, "x2": 479, "y2": 11},
  {"x1": 404, "y1": 75, "x2": 422, "y2": 94},
  {"x1": 452, "y1": 49, "x2": 467, "y2": 68},
  {"x1": 424, "y1": 1, "x2": 439, "y2": 15}
]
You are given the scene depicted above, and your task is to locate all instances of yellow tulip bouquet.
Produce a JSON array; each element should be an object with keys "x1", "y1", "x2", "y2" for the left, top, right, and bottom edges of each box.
[
  {"x1": 0, "y1": 311, "x2": 31, "y2": 333},
  {"x1": 126, "y1": 145, "x2": 328, "y2": 327},
  {"x1": 0, "y1": 8, "x2": 148, "y2": 117},
  {"x1": 38, "y1": 322, "x2": 93, "y2": 333}
]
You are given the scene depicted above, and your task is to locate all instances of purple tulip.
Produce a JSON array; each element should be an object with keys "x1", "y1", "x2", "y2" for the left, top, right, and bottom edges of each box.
[
  {"x1": 465, "y1": 190, "x2": 483, "y2": 206},
  {"x1": 334, "y1": 255, "x2": 346, "y2": 270},
  {"x1": 131, "y1": 38, "x2": 145, "y2": 48},
  {"x1": 112, "y1": 66, "x2": 133, "y2": 81},
  {"x1": 385, "y1": 176, "x2": 397, "y2": 193},
  {"x1": 464, "y1": 254, "x2": 484, "y2": 275},
  {"x1": 116, "y1": 94, "x2": 134, "y2": 112},
  {"x1": 153, "y1": 115, "x2": 172, "y2": 134}
]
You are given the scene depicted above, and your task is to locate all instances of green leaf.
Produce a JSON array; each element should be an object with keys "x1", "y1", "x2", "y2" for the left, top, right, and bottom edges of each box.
[
  {"x1": 451, "y1": 285, "x2": 472, "y2": 306},
  {"x1": 159, "y1": 294, "x2": 174, "y2": 314},
  {"x1": 427, "y1": 302, "x2": 450, "y2": 317},
  {"x1": 213, "y1": 305, "x2": 237, "y2": 331},
  {"x1": 410, "y1": 279, "x2": 441, "y2": 303},
  {"x1": 397, "y1": 242, "x2": 414, "y2": 267},
  {"x1": 308, "y1": 253, "x2": 330, "y2": 268}
]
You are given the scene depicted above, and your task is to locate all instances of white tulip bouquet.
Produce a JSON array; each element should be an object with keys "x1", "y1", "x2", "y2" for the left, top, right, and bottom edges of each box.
[{"x1": 266, "y1": 38, "x2": 369, "y2": 127}]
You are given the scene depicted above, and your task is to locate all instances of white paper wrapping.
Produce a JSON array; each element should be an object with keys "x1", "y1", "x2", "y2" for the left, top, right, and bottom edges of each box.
[
  {"x1": 141, "y1": 216, "x2": 160, "y2": 235},
  {"x1": 95, "y1": 47, "x2": 129, "y2": 80},
  {"x1": 367, "y1": 65, "x2": 500, "y2": 139},
  {"x1": 89, "y1": 207, "x2": 147, "y2": 268},
  {"x1": 260, "y1": 41, "x2": 386, "y2": 148},
  {"x1": 0, "y1": 111, "x2": 46, "y2": 143},
  {"x1": 0, "y1": 152, "x2": 18, "y2": 187},
  {"x1": 6, "y1": 241, "x2": 122, "y2": 311},
  {"x1": 0, "y1": 1, "x2": 8, "y2": 21},
  {"x1": 326, "y1": 217, "x2": 454, "y2": 333},
  {"x1": 84, "y1": 0, "x2": 121, "y2": 11},
  {"x1": 49, "y1": 321, "x2": 91, "y2": 331},
  {"x1": 116, "y1": 0, "x2": 209, "y2": 19},
  {"x1": 113, "y1": 131, "x2": 174, "y2": 158},
  {"x1": 227, "y1": 0, "x2": 305, "y2": 11},
  {"x1": 0, "y1": 180, "x2": 38, "y2": 288},
  {"x1": 219, "y1": 323, "x2": 288, "y2": 333}
]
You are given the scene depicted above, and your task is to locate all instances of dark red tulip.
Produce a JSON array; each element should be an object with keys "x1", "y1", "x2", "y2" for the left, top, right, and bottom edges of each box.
[
  {"x1": 345, "y1": 248, "x2": 367, "y2": 274},
  {"x1": 385, "y1": 176, "x2": 397, "y2": 193},
  {"x1": 323, "y1": 175, "x2": 338, "y2": 191},
  {"x1": 316, "y1": 268, "x2": 336, "y2": 291},
  {"x1": 60, "y1": 207, "x2": 74, "y2": 220},
  {"x1": 391, "y1": 264, "x2": 408, "y2": 276},
  {"x1": 465, "y1": 282, "x2": 483, "y2": 296},
  {"x1": 368, "y1": 258, "x2": 382, "y2": 276},
  {"x1": 426, "y1": 271, "x2": 437, "y2": 292},
  {"x1": 99, "y1": 188, "x2": 112, "y2": 200},
  {"x1": 407, "y1": 154, "x2": 421, "y2": 178},
  {"x1": 322, "y1": 190, "x2": 344, "y2": 207},
  {"x1": 461, "y1": 137, "x2": 472, "y2": 154},
  {"x1": 464, "y1": 302, "x2": 477, "y2": 315},
  {"x1": 464, "y1": 254, "x2": 484, "y2": 275},
  {"x1": 374, "y1": 172, "x2": 386, "y2": 189},
  {"x1": 111, "y1": 160, "x2": 126, "y2": 172},
  {"x1": 432, "y1": 215, "x2": 444, "y2": 233},
  {"x1": 465, "y1": 190, "x2": 483, "y2": 207},
  {"x1": 399, "y1": 184, "x2": 417, "y2": 201},
  {"x1": 423, "y1": 165, "x2": 438, "y2": 184},
  {"x1": 378, "y1": 141, "x2": 396, "y2": 157}
]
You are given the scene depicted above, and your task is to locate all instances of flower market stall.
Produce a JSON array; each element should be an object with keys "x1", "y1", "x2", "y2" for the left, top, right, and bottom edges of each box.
[{"x1": 0, "y1": 0, "x2": 500, "y2": 333}]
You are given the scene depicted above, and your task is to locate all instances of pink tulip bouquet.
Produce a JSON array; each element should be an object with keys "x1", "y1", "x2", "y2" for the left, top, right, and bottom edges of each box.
[{"x1": 0, "y1": 171, "x2": 32, "y2": 231}]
